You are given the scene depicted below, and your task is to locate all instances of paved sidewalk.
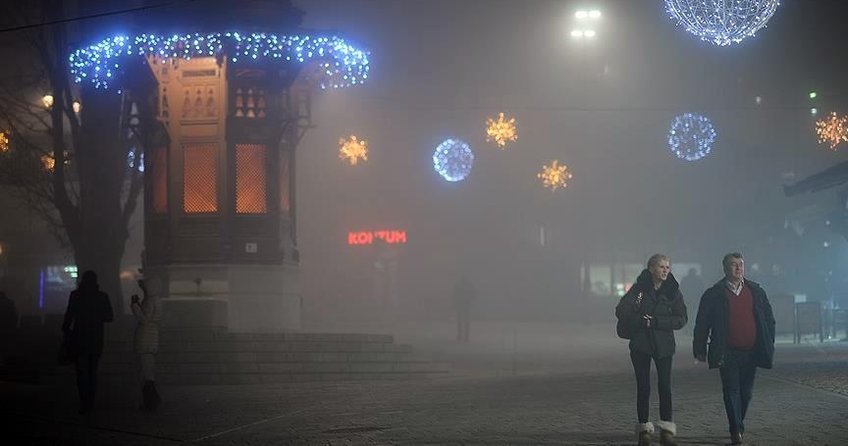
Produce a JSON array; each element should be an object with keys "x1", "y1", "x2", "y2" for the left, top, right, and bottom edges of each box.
[{"x1": 2, "y1": 334, "x2": 847, "y2": 445}]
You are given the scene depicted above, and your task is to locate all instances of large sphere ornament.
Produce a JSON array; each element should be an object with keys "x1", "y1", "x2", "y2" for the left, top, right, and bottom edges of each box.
[
  {"x1": 668, "y1": 113, "x2": 717, "y2": 161},
  {"x1": 433, "y1": 138, "x2": 474, "y2": 182},
  {"x1": 664, "y1": 0, "x2": 780, "y2": 46}
]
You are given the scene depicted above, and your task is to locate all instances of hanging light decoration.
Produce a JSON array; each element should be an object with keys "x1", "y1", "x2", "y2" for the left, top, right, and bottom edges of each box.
[
  {"x1": 69, "y1": 32, "x2": 370, "y2": 90},
  {"x1": 537, "y1": 160, "x2": 573, "y2": 191},
  {"x1": 433, "y1": 138, "x2": 474, "y2": 182},
  {"x1": 0, "y1": 131, "x2": 9, "y2": 153},
  {"x1": 664, "y1": 0, "x2": 780, "y2": 46},
  {"x1": 668, "y1": 113, "x2": 717, "y2": 161},
  {"x1": 338, "y1": 134, "x2": 368, "y2": 165},
  {"x1": 815, "y1": 112, "x2": 848, "y2": 150},
  {"x1": 485, "y1": 112, "x2": 518, "y2": 149}
]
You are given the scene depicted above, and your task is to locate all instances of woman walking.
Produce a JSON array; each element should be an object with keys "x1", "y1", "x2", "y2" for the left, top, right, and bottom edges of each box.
[{"x1": 616, "y1": 254, "x2": 688, "y2": 446}]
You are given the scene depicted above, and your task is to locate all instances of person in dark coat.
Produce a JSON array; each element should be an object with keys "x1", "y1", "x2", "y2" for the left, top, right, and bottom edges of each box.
[
  {"x1": 62, "y1": 270, "x2": 114, "y2": 414},
  {"x1": 616, "y1": 254, "x2": 688, "y2": 446},
  {"x1": 693, "y1": 253, "x2": 775, "y2": 445},
  {"x1": 451, "y1": 276, "x2": 476, "y2": 342}
]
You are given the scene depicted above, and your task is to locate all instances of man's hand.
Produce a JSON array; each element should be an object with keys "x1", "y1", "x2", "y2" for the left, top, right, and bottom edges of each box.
[{"x1": 131, "y1": 294, "x2": 140, "y2": 304}]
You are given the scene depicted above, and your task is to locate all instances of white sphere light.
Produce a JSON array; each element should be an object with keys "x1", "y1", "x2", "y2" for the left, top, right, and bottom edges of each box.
[{"x1": 664, "y1": 0, "x2": 780, "y2": 46}]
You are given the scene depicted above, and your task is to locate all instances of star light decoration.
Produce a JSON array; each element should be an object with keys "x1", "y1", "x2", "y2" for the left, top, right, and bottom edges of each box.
[
  {"x1": 537, "y1": 160, "x2": 573, "y2": 192},
  {"x1": 69, "y1": 32, "x2": 370, "y2": 90},
  {"x1": 0, "y1": 131, "x2": 8, "y2": 153},
  {"x1": 664, "y1": 0, "x2": 780, "y2": 46},
  {"x1": 338, "y1": 134, "x2": 368, "y2": 165},
  {"x1": 668, "y1": 113, "x2": 717, "y2": 161},
  {"x1": 815, "y1": 112, "x2": 848, "y2": 150},
  {"x1": 433, "y1": 138, "x2": 474, "y2": 182},
  {"x1": 485, "y1": 112, "x2": 518, "y2": 149}
]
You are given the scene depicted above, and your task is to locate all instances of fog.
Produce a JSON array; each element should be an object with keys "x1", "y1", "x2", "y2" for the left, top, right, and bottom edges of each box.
[{"x1": 280, "y1": 0, "x2": 848, "y2": 339}]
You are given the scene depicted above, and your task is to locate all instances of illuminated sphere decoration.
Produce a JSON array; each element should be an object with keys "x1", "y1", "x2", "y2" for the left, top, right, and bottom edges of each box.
[
  {"x1": 0, "y1": 131, "x2": 8, "y2": 153},
  {"x1": 485, "y1": 112, "x2": 518, "y2": 149},
  {"x1": 815, "y1": 112, "x2": 848, "y2": 151},
  {"x1": 537, "y1": 160, "x2": 573, "y2": 192},
  {"x1": 433, "y1": 138, "x2": 474, "y2": 182},
  {"x1": 664, "y1": 0, "x2": 780, "y2": 46},
  {"x1": 338, "y1": 134, "x2": 368, "y2": 165},
  {"x1": 667, "y1": 113, "x2": 717, "y2": 161},
  {"x1": 69, "y1": 32, "x2": 370, "y2": 90}
]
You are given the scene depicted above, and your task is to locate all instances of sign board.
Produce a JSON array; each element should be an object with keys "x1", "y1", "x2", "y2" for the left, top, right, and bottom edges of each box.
[
  {"x1": 770, "y1": 293, "x2": 795, "y2": 335},
  {"x1": 795, "y1": 301, "x2": 823, "y2": 343},
  {"x1": 348, "y1": 230, "x2": 407, "y2": 246}
]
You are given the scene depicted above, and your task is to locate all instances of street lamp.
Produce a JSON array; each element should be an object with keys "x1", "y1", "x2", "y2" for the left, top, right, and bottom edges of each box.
[
  {"x1": 571, "y1": 8, "x2": 602, "y2": 40},
  {"x1": 41, "y1": 94, "x2": 54, "y2": 109}
]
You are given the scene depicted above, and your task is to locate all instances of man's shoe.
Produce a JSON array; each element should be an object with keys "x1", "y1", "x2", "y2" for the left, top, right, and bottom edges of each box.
[{"x1": 730, "y1": 432, "x2": 744, "y2": 445}]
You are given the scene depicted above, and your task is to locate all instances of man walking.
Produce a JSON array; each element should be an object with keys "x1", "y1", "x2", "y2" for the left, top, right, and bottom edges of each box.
[{"x1": 693, "y1": 253, "x2": 775, "y2": 445}]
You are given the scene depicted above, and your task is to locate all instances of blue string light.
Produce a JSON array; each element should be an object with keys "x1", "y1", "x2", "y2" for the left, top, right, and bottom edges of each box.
[
  {"x1": 69, "y1": 32, "x2": 370, "y2": 90},
  {"x1": 433, "y1": 138, "x2": 474, "y2": 182},
  {"x1": 668, "y1": 113, "x2": 717, "y2": 161},
  {"x1": 664, "y1": 0, "x2": 780, "y2": 46}
]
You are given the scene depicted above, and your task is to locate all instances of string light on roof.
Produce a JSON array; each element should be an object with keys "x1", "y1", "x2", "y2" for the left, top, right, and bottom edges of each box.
[
  {"x1": 69, "y1": 32, "x2": 370, "y2": 90},
  {"x1": 664, "y1": 0, "x2": 780, "y2": 46},
  {"x1": 815, "y1": 112, "x2": 848, "y2": 150},
  {"x1": 433, "y1": 138, "x2": 474, "y2": 182},
  {"x1": 338, "y1": 134, "x2": 368, "y2": 165},
  {"x1": 485, "y1": 112, "x2": 518, "y2": 149},
  {"x1": 537, "y1": 160, "x2": 573, "y2": 192},
  {"x1": 668, "y1": 113, "x2": 717, "y2": 161},
  {"x1": 0, "y1": 131, "x2": 8, "y2": 153}
]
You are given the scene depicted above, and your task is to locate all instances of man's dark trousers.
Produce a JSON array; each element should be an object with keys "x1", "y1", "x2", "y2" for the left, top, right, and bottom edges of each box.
[{"x1": 720, "y1": 349, "x2": 757, "y2": 435}]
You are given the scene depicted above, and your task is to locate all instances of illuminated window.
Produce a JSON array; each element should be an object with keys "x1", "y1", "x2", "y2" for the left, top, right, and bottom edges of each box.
[
  {"x1": 235, "y1": 144, "x2": 267, "y2": 214},
  {"x1": 183, "y1": 143, "x2": 217, "y2": 213},
  {"x1": 152, "y1": 146, "x2": 168, "y2": 214},
  {"x1": 279, "y1": 152, "x2": 290, "y2": 214}
]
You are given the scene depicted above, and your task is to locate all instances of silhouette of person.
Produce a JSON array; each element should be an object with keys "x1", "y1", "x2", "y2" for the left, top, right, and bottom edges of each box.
[
  {"x1": 451, "y1": 277, "x2": 476, "y2": 342},
  {"x1": 0, "y1": 291, "x2": 17, "y2": 363},
  {"x1": 62, "y1": 271, "x2": 114, "y2": 414},
  {"x1": 680, "y1": 268, "x2": 705, "y2": 335},
  {"x1": 131, "y1": 278, "x2": 162, "y2": 411}
]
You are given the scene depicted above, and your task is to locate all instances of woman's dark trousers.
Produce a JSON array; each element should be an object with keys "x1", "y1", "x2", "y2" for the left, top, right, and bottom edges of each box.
[{"x1": 630, "y1": 350, "x2": 673, "y2": 423}]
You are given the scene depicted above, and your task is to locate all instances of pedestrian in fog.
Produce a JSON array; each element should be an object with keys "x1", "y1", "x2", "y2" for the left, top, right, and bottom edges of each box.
[
  {"x1": 0, "y1": 291, "x2": 18, "y2": 363},
  {"x1": 62, "y1": 270, "x2": 114, "y2": 414},
  {"x1": 693, "y1": 253, "x2": 775, "y2": 445},
  {"x1": 615, "y1": 254, "x2": 688, "y2": 446},
  {"x1": 131, "y1": 277, "x2": 162, "y2": 411},
  {"x1": 451, "y1": 276, "x2": 476, "y2": 342}
]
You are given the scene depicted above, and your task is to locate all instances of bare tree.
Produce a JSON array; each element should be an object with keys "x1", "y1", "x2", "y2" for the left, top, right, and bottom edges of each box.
[{"x1": 0, "y1": 0, "x2": 147, "y2": 314}]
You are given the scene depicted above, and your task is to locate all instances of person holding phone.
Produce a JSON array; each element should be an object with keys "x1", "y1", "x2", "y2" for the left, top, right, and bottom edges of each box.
[{"x1": 131, "y1": 277, "x2": 163, "y2": 410}]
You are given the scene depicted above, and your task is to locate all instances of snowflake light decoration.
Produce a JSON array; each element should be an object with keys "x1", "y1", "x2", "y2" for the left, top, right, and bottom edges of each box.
[
  {"x1": 665, "y1": 0, "x2": 780, "y2": 46},
  {"x1": 433, "y1": 138, "x2": 474, "y2": 182},
  {"x1": 69, "y1": 32, "x2": 370, "y2": 90},
  {"x1": 338, "y1": 134, "x2": 368, "y2": 165},
  {"x1": 485, "y1": 112, "x2": 518, "y2": 149},
  {"x1": 537, "y1": 160, "x2": 573, "y2": 191},
  {"x1": 815, "y1": 112, "x2": 848, "y2": 151},
  {"x1": 0, "y1": 131, "x2": 8, "y2": 153},
  {"x1": 668, "y1": 113, "x2": 717, "y2": 161}
]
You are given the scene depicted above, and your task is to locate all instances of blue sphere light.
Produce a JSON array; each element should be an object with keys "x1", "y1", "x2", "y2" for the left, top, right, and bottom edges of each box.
[
  {"x1": 433, "y1": 139, "x2": 474, "y2": 182},
  {"x1": 665, "y1": 0, "x2": 780, "y2": 46},
  {"x1": 668, "y1": 113, "x2": 717, "y2": 161},
  {"x1": 69, "y1": 32, "x2": 370, "y2": 90}
]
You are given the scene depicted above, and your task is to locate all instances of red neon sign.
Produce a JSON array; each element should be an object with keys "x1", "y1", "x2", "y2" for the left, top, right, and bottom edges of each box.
[{"x1": 347, "y1": 230, "x2": 408, "y2": 245}]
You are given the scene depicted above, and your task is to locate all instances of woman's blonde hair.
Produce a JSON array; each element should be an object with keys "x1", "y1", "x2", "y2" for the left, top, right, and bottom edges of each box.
[{"x1": 647, "y1": 254, "x2": 670, "y2": 269}]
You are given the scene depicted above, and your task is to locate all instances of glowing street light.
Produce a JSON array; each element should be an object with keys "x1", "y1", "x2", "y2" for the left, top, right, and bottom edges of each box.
[
  {"x1": 41, "y1": 94, "x2": 54, "y2": 109},
  {"x1": 571, "y1": 8, "x2": 602, "y2": 40}
]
